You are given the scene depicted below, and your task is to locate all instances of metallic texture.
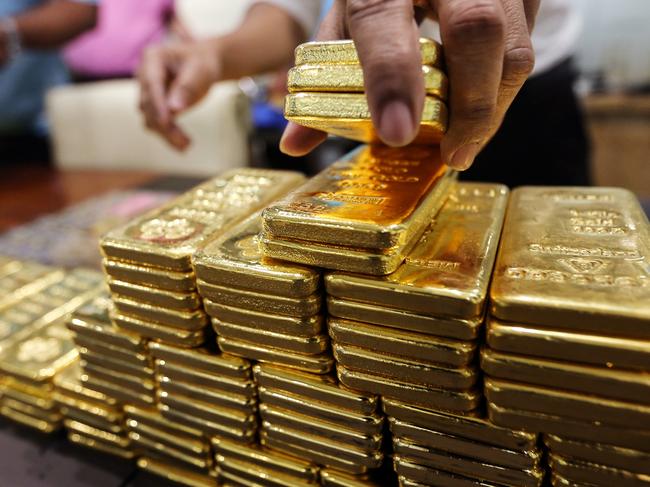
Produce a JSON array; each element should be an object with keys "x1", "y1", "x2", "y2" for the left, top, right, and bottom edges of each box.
[
  {"x1": 136, "y1": 457, "x2": 215, "y2": 487},
  {"x1": 68, "y1": 433, "x2": 134, "y2": 459},
  {"x1": 82, "y1": 374, "x2": 155, "y2": 407},
  {"x1": 393, "y1": 457, "x2": 503, "y2": 487},
  {"x1": 64, "y1": 419, "x2": 130, "y2": 448},
  {"x1": 111, "y1": 295, "x2": 208, "y2": 330},
  {"x1": 158, "y1": 375, "x2": 256, "y2": 413},
  {"x1": 102, "y1": 259, "x2": 196, "y2": 292},
  {"x1": 107, "y1": 278, "x2": 201, "y2": 311},
  {"x1": 548, "y1": 453, "x2": 650, "y2": 487},
  {"x1": 215, "y1": 455, "x2": 316, "y2": 487},
  {"x1": 111, "y1": 311, "x2": 206, "y2": 348},
  {"x1": 0, "y1": 405, "x2": 60, "y2": 433},
  {"x1": 159, "y1": 404, "x2": 256, "y2": 443}
]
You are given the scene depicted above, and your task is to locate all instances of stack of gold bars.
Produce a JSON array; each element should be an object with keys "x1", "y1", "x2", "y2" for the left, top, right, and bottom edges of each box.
[
  {"x1": 100, "y1": 168, "x2": 305, "y2": 348},
  {"x1": 324, "y1": 183, "x2": 507, "y2": 417},
  {"x1": 484, "y1": 186, "x2": 650, "y2": 486},
  {"x1": 0, "y1": 258, "x2": 63, "y2": 309},
  {"x1": 193, "y1": 212, "x2": 332, "y2": 374}
]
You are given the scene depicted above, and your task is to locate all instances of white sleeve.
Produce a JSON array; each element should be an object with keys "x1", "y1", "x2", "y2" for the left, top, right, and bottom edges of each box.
[{"x1": 250, "y1": 0, "x2": 322, "y2": 38}]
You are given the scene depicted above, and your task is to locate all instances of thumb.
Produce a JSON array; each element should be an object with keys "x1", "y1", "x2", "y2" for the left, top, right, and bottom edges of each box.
[{"x1": 167, "y1": 60, "x2": 213, "y2": 114}]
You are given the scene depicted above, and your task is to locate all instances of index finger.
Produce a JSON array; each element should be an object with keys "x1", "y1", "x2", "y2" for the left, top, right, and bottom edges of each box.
[{"x1": 138, "y1": 47, "x2": 172, "y2": 128}]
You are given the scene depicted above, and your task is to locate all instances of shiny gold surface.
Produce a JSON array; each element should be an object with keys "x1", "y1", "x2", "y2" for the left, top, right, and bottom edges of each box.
[
  {"x1": 54, "y1": 391, "x2": 122, "y2": 425},
  {"x1": 59, "y1": 406, "x2": 123, "y2": 435},
  {"x1": 64, "y1": 419, "x2": 130, "y2": 448},
  {"x1": 213, "y1": 320, "x2": 328, "y2": 355},
  {"x1": 327, "y1": 297, "x2": 481, "y2": 340},
  {"x1": 1, "y1": 382, "x2": 56, "y2": 410},
  {"x1": 328, "y1": 318, "x2": 476, "y2": 367},
  {"x1": 263, "y1": 145, "x2": 453, "y2": 250},
  {"x1": 0, "y1": 263, "x2": 64, "y2": 311},
  {"x1": 68, "y1": 312, "x2": 145, "y2": 353},
  {"x1": 79, "y1": 349, "x2": 154, "y2": 378},
  {"x1": 393, "y1": 457, "x2": 502, "y2": 487},
  {"x1": 111, "y1": 311, "x2": 206, "y2": 348},
  {"x1": 218, "y1": 336, "x2": 334, "y2": 374},
  {"x1": 490, "y1": 186, "x2": 650, "y2": 337},
  {"x1": 481, "y1": 347, "x2": 650, "y2": 404},
  {"x1": 83, "y1": 362, "x2": 155, "y2": 395},
  {"x1": 0, "y1": 405, "x2": 60, "y2": 433},
  {"x1": 107, "y1": 278, "x2": 201, "y2": 311},
  {"x1": 382, "y1": 398, "x2": 536, "y2": 451},
  {"x1": 486, "y1": 318, "x2": 650, "y2": 370},
  {"x1": 101, "y1": 169, "x2": 305, "y2": 271},
  {"x1": 2, "y1": 397, "x2": 61, "y2": 422},
  {"x1": 288, "y1": 64, "x2": 447, "y2": 98},
  {"x1": 333, "y1": 342, "x2": 478, "y2": 390},
  {"x1": 130, "y1": 431, "x2": 211, "y2": 471},
  {"x1": 158, "y1": 375, "x2": 256, "y2": 413},
  {"x1": 215, "y1": 458, "x2": 315, "y2": 487},
  {"x1": 137, "y1": 458, "x2": 214, "y2": 487},
  {"x1": 320, "y1": 469, "x2": 384, "y2": 487},
  {"x1": 124, "y1": 404, "x2": 203, "y2": 438},
  {"x1": 393, "y1": 438, "x2": 544, "y2": 487},
  {"x1": 253, "y1": 363, "x2": 378, "y2": 415},
  {"x1": 111, "y1": 295, "x2": 208, "y2": 330},
  {"x1": 485, "y1": 377, "x2": 650, "y2": 429},
  {"x1": 205, "y1": 301, "x2": 324, "y2": 337},
  {"x1": 82, "y1": 374, "x2": 155, "y2": 406},
  {"x1": 194, "y1": 213, "x2": 320, "y2": 298},
  {"x1": 548, "y1": 453, "x2": 650, "y2": 487},
  {"x1": 73, "y1": 336, "x2": 150, "y2": 367},
  {"x1": 102, "y1": 259, "x2": 196, "y2": 292},
  {"x1": 197, "y1": 280, "x2": 322, "y2": 318},
  {"x1": 159, "y1": 404, "x2": 256, "y2": 443},
  {"x1": 127, "y1": 419, "x2": 209, "y2": 456},
  {"x1": 68, "y1": 432, "x2": 135, "y2": 459},
  {"x1": 337, "y1": 365, "x2": 480, "y2": 413},
  {"x1": 295, "y1": 38, "x2": 443, "y2": 66},
  {"x1": 326, "y1": 183, "x2": 508, "y2": 318}
]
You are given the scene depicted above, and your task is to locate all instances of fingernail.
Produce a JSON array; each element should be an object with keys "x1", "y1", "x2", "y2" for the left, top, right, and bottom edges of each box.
[
  {"x1": 450, "y1": 143, "x2": 480, "y2": 170},
  {"x1": 378, "y1": 100, "x2": 416, "y2": 147},
  {"x1": 168, "y1": 92, "x2": 186, "y2": 112}
]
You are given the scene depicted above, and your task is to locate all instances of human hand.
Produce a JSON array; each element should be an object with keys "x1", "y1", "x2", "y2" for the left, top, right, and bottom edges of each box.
[
  {"x1": 138, "y1": 40, "x2": 222, "y2": 150},
  {"x1": 281, "y1": 0, "x2": 539, "y2": 171}
]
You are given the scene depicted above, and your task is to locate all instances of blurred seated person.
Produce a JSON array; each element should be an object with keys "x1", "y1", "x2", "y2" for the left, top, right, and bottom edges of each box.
[
  {"x1": 0, "y1": 0, "x2": 98, "y2": 163},
  {"x1": 64, "y1": 0, "x2": 188, "y2": 81}
]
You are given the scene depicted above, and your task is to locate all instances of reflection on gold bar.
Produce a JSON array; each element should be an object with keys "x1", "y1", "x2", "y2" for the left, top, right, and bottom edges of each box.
[
  {"x1": 158, "y1": 390, "x2": 257, "y2": 429},
  {"x1": 194, "y1": 213, "x2": 320, "y2": 298},
  {"x1": 2, "y1": 383, "x2": 56, "y2": 410},
  {"x1": 68, "y1": 312, "x2": 145, "y2": 353},
  {"x1": 103, "y1": 259, "x2": 196, "y2": 292},
  {"x1": 158, "y1": 376, "x2": 256, "y2": 413},
  {"x1": 82, "y1": 362, "x2": 155, "y2": 395},
  {"x1": 481, "y1": 347, "x2": 650, "y2": 404},
  {"x1": 82, "y1": 374, "x2": 154, "y2": 407},
  {"x1": 129, "y1": 432, "x2": 211, "y2": 471},
  {"x1": 215, "y1": 456, "x2": 316, "y2": 487},
  {"x1": 111, "y1": 312, "x2": 206, "y2": 348},
  {"x1": 218, "y1": 337, "x2": 334, "y2": 375},
  {"x1": 107, "y1": 278, "x2": 201, "y2": 311},
  {"x1": 393, "y1": 457, "x2": 496, "y2": 487},
  {"x1": 64, "y1": 419, "x2": 130, "y2": 448},
  {"x1": 295, "y1": 38, "x2": 443, "y2": 66},
  {"x1": 329, "y1": 318, "x2": 476, "y2": 367},
  {"x1": 0, "y1": 406, "x2": 60, "y2": 433},
  {"x1": 159, "y1": 404, "x2": 256, "y2": 443},
  {"x1": 320, "y1": 469, "x2": 384, "y2": 487},
  {"x1": 333, "y1": 342, "x2": 478, "y2": 390},
  {"x1": 154, "y1": 360, "x2": 256, "y2": 398},
  {"x1": 74, "y1": 337, "x2": 149, "y2": 367},
  {"x1": 136, "y1": 457, "x2": 214, "y2": 487},
  {"x1": 490, "y1": 186, "x2": 650, "y2": 337},
  {"x1": 326, "y1": 183, "x2": 508, "y2": 318},
  {"x1": 54, "y1": 392, "x2": 122, "y2": 426},
  {"x1": 124, "y1": 404, "x2": 203, "y2": 438},
  {"x1": 127, "y1": 420, "x2": 208, "y2": 457},
  {"x1": 68, "y1": 433, "x2": 135, "y2": 459},
  {"x1": 338, "y1": 366, "x2": 480, "y2": 413},
  {"x1": 288, "y1": 64, "x2": 447, "y2": 98},
  {"x1": 484, "y1": 377, "x2": 650, "y2": 429},
  {"x1": 112, "y1": 296, "x2": 208, "y2": 330},
  {"x1": 58, "y1": 406, "x2": 123, "y2": 435},
  {"x1": 2, "y1": 398, "x2": 61, "y2": 422},
  {"x1": 149, "y1": 341, "x2": 250, "y2": 379},
  {"x1": 79, "y1": 349, "x2": 154, "y2": 378},
  {"x1": 101, "y1": 169, "x2": 305, "y2": 271},
  {"x1": 548, "y1": 453, "x2": 648, "y2": 487}
]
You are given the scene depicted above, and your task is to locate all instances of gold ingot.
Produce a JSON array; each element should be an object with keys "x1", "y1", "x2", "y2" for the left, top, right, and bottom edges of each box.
[
  {"x1": 213, "y1": 320, "x2": 328, "y2": 355},
  {"x1": 68, "y1": 432, "x2": 134, "y2": 460},
  {"x1": 393, "y1": 457, "x2": 503, "y2": 487},
  {"x1": 263, "y1": 145, "x2": 453, "y2": 251},
  {"x1": 194, "y1": 213, "x2": 320, "y2": 298},
  {"x1": 73, "y1": 336, "x2": 150, "y2": 368},
  {"x1": 111, "y1": 311, "x2": 206, "y2": 348},
  {"x1": 137, "y1": 457, "x2": 214, "y2": 487},
  {"x1": 197, "y1": 280, "x2": 321, "y2": 318},
  {"x1": 382, "y1": 398, "x2": 536, "y2": 451},
  {"x1": 0, "y1": 405, "x2": 60, "y2": 433},
  {"x1": 64, "y1": 419, "x2": 130, "y2": 449},
  {"x1": 258, "y1": 386, "x2": 383, "y2": 436},
  {"x1": 205, "y1": 301, "x2": 324, "y2": 337},
  {"x1": 154, "y1": 359, "x2": 256, "y2": 398},
  {"x1": 490, "y1": 186, "x2": 650, "y2": 338},
  {"x1": 112, "y1": 295, "x2": 208, "y2": 330},
  {"x1": 320, "y1": 469, "x2": 384, "y2": 487},
  {"x1": 2, "y1": 397, "x2": 61, "y2": 422},
  {"x1": 333, "y1": 342, "x2": 478, "y2": 390},
  {"x1": 148, "y1": 341, "x2": 251, "y2": 379},
  {"x1": 124, "y1": 404, "x2": 203, "y2": 439},
  {"x1": 389, "y1": 418, "x2": 540, "y2": 470},
  {"x1": 54, "y1": 391, "x2": 122, "y2": 425},
  {"x1": 329, "y1": 318, "x2": 476, "y2": 367},
  {"x1": 0, "y1": 262, "x2": 64, "y2": 311},
  {"x1": 82, "y1": 361, "x2": 155, "y2": 395},
  {"x1": 487, "y1": 402, "x2": 650, "y2": 454},
  {"x1": 68, "y1": 313, "x2": 146, "y2": 353},
  {"x1": 288, "y1": 63, "x2": 447, "y2": 98},
  {"x1": 211, "y1": 437, "x2": 319, "y2": 482},
  {"x1": 159, "y1": 404, "x2": 256, "y2": 443},
  {"x1": 481, "y1": 347, "x2": 650, "y2": 405},
  {"x1": 82, "y1": 373, "x2": 155, "y2": 407},
  {"x1": 218, "y1": 336, "x2": 334, "y2": 375},
  {"x1": 548, "y1": 453, "x2": 650, "y2": 487},
  {"x1": 1, "y1": 382, "x2": 56, "y2": 410},
  {"x1": 486, "y1": 318, "x2": 650, "y2": 371},
  {"x1": 216, "y1": 468, "x2": 262, "y2": 487},
  {"x1": 58, "y1": 404, "x2": 124, "y2": 435},
  {"x1": 328, "y1": 297, "x2": 481, "y2": 340},
  {"x1": 158, "y1": 375, "x2": 256, "y2": 413},
  {"x1": 129, "y1": 432, "x2": 211, "y2": 471},
  {"x1": 158, "y1": 390, "x2": 257, "y2": 429},
  {"x1": 337, "y1": 365, "x2": 480, "y2": 413},
  {"x1": 544, "y1": 434, "x2": 650, "y2": 476},
  {"x1": 102, "y1": 258, "x2": 196, "y2": 292},
  {"x1": 127, "y1": 420, "x2": 209, "y2": 457},
  {"x1": 253, "y1": 363, "x2": 378, "y2": 416},
  {"x1": 484, "y1": 377, "x2": 650, "y2": 429},
  {"x1": 107, "y1": 278, "x2": 201, "y2": 311},
  {"x1": 326, "y1": 183, "x2": 509, "y2": 318},
  {"x1": 79, "y1": 348, "x2": 154, "y2": 378},
  {"x1": 101, "y1": 169, "x2": 305, "y2": 271},
  {"x1": 215, "y1": 456, "x2": 316, "y2": 487},
  {"x1": 393, "y1": 438, "x2": 545, "y2": 487},
  {"x1": 260, "y1": 403, "x2": 383, "y2": 451}
]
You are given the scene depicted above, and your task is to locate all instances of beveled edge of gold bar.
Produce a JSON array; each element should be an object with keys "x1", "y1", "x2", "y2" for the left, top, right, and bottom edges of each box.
[
  {"x1": 111, "y1": 294, "x2": 208, "y2": 329},
  {"x1": 64, "y1": 419, "x2": 130, "y2": 448},
  {"x1": 148, "y1": 341, "x2": 251, "y2": 378},
  {"x1": 215, "y1": 456, "x2": 315, "y2": 487},
  {"x1": 137, "y1": 457, "x2": 215, "y2": 487},
  {"x1": 68, "y1": 432, "x2": 135, "y2": 460},
  {"x1": 102, "y1": 258, "x2": 197, "y2": 291},
  {"x1": 111, "y1": 311, "x2": 206, "y2": 347},
  {"x1": 0, "y1": 405, "x2": 60, "y2": 433},
  {"x1": 107, "y1": 278, "x2": 201, "y2": 310},
  {"x1": 124, "y1": 404, "x2": 204, "y2": 438},
  {"x1": 159, "y1": 404, "x2": 257, "y2": 442}
]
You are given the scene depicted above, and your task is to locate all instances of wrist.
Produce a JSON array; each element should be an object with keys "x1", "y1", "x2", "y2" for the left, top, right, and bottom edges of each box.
[{"x1": 0, "y1": 17, "x2": 22, "y2": 61}]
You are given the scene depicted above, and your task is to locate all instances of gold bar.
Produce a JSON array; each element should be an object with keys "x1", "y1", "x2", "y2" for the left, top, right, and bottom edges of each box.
[
  {"x1": 107, "y1": 278, "x2": 201, "y2": 311},
  {"x1": 329, "y1": 318, "x2": 476, "y2": 367},
  {"x1": 213, "y1": 320, "x2": 328, "y2": 355},
  {"x1": 486, "y1": 318, "x2": 650, "y2": 371},
  {"x1": 389, "y1": 418, "x2": 540, "y2": 470},
  {"x1": 158, "y1": 375, "x2": 256, "y2": 413},
  {"x1": 82, "y1": 362, "x2": 155, "y2": 395},
  {"x1": 112, "y1": 295, "x2": 208, "y2": 330},
  {"x1": 258, "y1": 386, "x2": 383, "y2": 435},
  {"x1": 130, "y1": 433, "x2": 211, "y2": 471},
  {"x1": 337, "y1": 365, "x2": 480, "y2": 413},
  {"x1": 218, "y1": 337, "x2": 334, "y2": 375},
  {"x1": 393, "y1": 458, "x2": 503, "y2": 487},
  {"x1": 2, "y1": 398, "x2": 61, "y2": 422},
  {"x1": 103, "y1": 258, "x2": 196, "y2": 292},
  {"x1": 484, "y1": 377, "x2": 650, "y2": 429},
  {"x1": 149, "y1": 342, "x2": 250, "y2": 379},
  {"x1": 127, "y1": 420, "x2": 209, "y2": 456},
  {"x1": 82, "y1": 374, "x2": 155, "y2": 407},
  {"x1": 54, "y1": 391, "x2": 122, "y2": 425},
  {"x1": 159, "y1": 404, "x2": 256, "y2": 443},
  {"x1": 0, "y1": 262, "x2": 64, "y2": 310},
  {"x1": 158, "y1": 390, "x2": 257, "y2": 429},
  {"x1": 544, "y1": 434, "x2": 650, "y2": 476},
  {"x1": 215, "y1": 456, "x2": 316, "y2": 487},
  {"x1": 490, "y1": 186, "x2": 650, "y2": 337},
  {"x1": 137, "y1": 457, "x2": 215, "y2": 487},
  {"x1": 101, "y1": 169, "x2": 305, "y2": 271},
  {"x1": 320, "y1": 469, "x2": 383, "y2": 487},
  {"x1": 548, "y1": 453, "x2": 649, "y2": 487},
  {"x1": 194, "y1": 213, "x2": 320, "y2": 298},
  {"x1": 68, "y1": 432, "x2": 135, "y2": 459},
  {"x1": 197, "y1": 280, "x2": 321, "y2": 318},
  {"x1": 481, "y1": 347, "x2": 650, "y2": 404},
  {"x1": 111, "y1": 312, "x2": 206, "y2": 348},
  {"x1": 263, "y1": 145, "x2": 453, "y2": 250},
  {"x1": 333, "y1": 342, "x2": 478, "y2": 390},
  {"x1": 124, "y1": 404, "x2": 203, "y2": 438},
  {"x1": 0, "y1": 405, "x2": 60, "y2": 433},
  {"x1": 57, "y1": 404, "x2": 124, "y2": 435},
  {"x1": 326, "y1": 183, "x2": 508, "y2": 318},
  {"x1": 253, "y1": 363, "x2": 378, "y2": 416},
  {"x1": 205, "y1": 301, "x2": 324, "y2": 337},
  {"x1": 382, "y1": 398, "x2": 537, "y2": 451},
  {"x1": 68, "y1": 314, "x2": 146, "y2": 353},
  {"x1": 1, "y1": 383, "x2": 56, "y2": 410},
  {"x1": 288, "y1": 64, "x2": 447, "y2": 98},
  {"x1": 393, "y1": 438, "x2": 545, "y2": 487},
  {"x1": 216, "y1": 468, "x2": 261, "y2": 487},
  {"x1": 64, "y1": 419, "x2": 130, "y2": 448},
  {"x1": 79, "y1": 349, "x2": 154, "y2": 378},
  {"x1": 328, "y1": 297, "x2": 481, "y2": 340},
  {"x1": 73, "y1": 336, "x2": 150, "y2": 367}
]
